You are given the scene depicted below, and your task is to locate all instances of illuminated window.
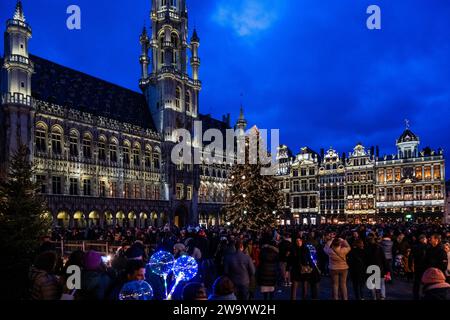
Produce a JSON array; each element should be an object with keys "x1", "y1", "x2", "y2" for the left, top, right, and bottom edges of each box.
[
  {"x1": 425, "y1": 186, "x2": 432, "y2": 199},
  {"x1": 378, "y1": 169, "x2": 385, "y2": 183},
  {"x1": 415, "y1": 167, "x2": 422, "y2": 180},
  {"x1": 386, "y1": 169, "x2": 393, "y2": 183},
  {"x1": 424, "y1": 166, "x2": 431, "y2": 180},
  {"x1": 433, "y1": 165, "x2": 441, "y2": 180},
  {"x1": 361, "y1": 199, "x2": 367, "y2": 210},
  {"x1": 395, "y1": 168, "x2": 401, "y2": 182},
  {"x1": 378, "y1": 188, "x2": 385, "y2": 201},
  {"x1": 404, "y1": 187, "x2": 413, "y2": 200},
  {"x1": 434, "y1": 185, "x2": 442, "y2": 199}
]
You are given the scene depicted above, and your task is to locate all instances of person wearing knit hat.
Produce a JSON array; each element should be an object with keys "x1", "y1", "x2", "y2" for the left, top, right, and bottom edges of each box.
[{"x1": 421, "y1": 268, "x2": 450, "y2": 300}]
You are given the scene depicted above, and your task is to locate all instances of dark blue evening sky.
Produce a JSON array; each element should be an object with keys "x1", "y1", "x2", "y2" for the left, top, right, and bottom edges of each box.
[{"x1": 1, "y1": 0, "x2": 449, "y2": 176}]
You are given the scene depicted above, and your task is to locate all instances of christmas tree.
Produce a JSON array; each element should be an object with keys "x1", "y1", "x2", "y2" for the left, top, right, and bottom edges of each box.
[
  {"x1": 225, "y1": 127, "x2": 283, "y2": 231},
  {"x1": 0, "y1": 145, "x2": 51, "y2": 299}
]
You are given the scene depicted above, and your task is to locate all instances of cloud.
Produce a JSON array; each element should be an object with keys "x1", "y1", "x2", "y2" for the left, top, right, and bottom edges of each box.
[{"x1": 212, "y1": 0, "x2": 281, "y2": 37}]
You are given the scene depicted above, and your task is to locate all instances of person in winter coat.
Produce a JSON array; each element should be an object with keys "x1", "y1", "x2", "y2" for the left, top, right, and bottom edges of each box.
[
  {"x1": 223, "y1": 240, "x2": 256, "y2": 301},
  {"x1": 421, "y1": 268, "x2": 450, "y2": 300},
  {"x1": 78, "y1": 251, "x2": 112, "y2": 300},
  {"x1": 29, "y1": 251, "x2": 63, "y2": 300},
  {"x1": 347, "y1": 239, "x2": 366, "y2": 300},
  {"x1": 380, "y1": 234, "x2": 394, "y2": 283},
  {"x1": 324, "y1": 237, "x2": 351, "y2": 300},
  {"x1": 365, "y1": 235, "x2": 387, "y2": 300},
  {"x1": 290, "y1": 237, "x2": 320, "y2": 300},
  {"x1": 257, "y1": 241, "x2": 279, "y2": 300},
  {"x1": 425, "y1": 234, "x2": 448, "y2": 273},
  {"x1": 412, "y1": 234, "x2": 428, "y2": 300},
  {"x1": 278, "y1": 235, "x2": 293, "y2": 286}
]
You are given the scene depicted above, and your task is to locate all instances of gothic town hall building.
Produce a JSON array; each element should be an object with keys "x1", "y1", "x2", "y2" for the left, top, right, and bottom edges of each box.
[{"x1": 0, "y1": 1, "x2": 235, "y2": 229}]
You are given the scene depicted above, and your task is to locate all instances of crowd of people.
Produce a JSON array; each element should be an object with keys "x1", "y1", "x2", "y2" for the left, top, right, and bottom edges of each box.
[{"x1": 29, "y1": 222, "x2": 450, "y2": 301}]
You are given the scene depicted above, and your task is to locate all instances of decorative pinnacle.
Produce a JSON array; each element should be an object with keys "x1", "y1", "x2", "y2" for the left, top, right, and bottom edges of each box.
[{"x1": 14, "y1": 0, "x2": 26, "y2": 22}]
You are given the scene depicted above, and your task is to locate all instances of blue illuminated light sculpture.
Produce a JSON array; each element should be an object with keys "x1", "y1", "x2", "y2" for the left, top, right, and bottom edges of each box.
[
  {"x1": 119, "y1": 280, "x2": 154, "y2": 300},
  {"x1": 167, "y1": 255, "x2": 198, "y2": 300},
  {"x1": 147, "y1": 251, "x2": 175, "y2": 299}
]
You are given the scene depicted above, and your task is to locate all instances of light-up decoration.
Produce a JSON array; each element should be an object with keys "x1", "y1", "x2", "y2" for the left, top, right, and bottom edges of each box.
[
  {"x1": 147, "y1": 251, "x2": 175, "y2": 299},
  {"x1": 307, "y1": 244, "x2": 318, "y2": 270},
  {"x1": 167, "y1": 255, "x2": 198, "y2": 300},
  {"x1": 119, "y1": 280, "x2": 153, "y2": 301}
]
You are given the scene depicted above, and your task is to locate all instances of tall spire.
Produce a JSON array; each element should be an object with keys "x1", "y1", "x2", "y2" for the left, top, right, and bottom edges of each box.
[
  {"x1": 236, "y1": 106, "x2": 247, "y2": 131},
  {"x1": 14, "y1": 0, "x2": 26, "y2": 22}
]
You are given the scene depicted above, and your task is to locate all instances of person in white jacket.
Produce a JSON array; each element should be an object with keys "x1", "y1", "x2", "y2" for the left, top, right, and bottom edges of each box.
[{"x1": 324, "y1": 238, "x2": 351, "y2": 300}]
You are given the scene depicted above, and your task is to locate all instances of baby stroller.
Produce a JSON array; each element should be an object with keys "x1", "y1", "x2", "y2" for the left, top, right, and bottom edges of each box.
[{"x1": 394, "y1": 254, "x2": 405, "y2": 277}]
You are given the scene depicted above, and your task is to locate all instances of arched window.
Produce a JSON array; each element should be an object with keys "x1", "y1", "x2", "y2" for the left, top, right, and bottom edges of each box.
[
  {"x1": 153, "y1": 149, "x2": 161, "y2": 169},
  {"x1": 98, "y1": 136, "x2": 107, "y2": 161},
  {"x1": 110, "y1": 139, "x2": 118, "y2": 163},
  {"x1": 145, "y1": 146, "x2": 152, "y2": 169},
  {"x1": 185, "y1": 91, "x2": 191, "y2": 112},
  {"x1": 175, "y1": 87, "x2": 181, "y2": 109},
  {"x1": 35, "y1": 123, "x2": 47, "y2": 153},
  {"x1": 123, "y1": 141, "x2": 131, "y2": 166},
  {"x1": 69, "y1": 130, "x2": 79, "y2": 157},
  {"x1": 133, "y1": 144, "x2": 141, "y2": 167},
  {"x1": 82, "y1": 133, "x2": 92, "y2": 159},
  {"x1": 51, "y1": 127, "x2": 63, "y2": 155}
]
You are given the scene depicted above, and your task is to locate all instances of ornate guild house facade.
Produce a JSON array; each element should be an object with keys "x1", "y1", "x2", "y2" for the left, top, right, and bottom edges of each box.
[
  {"x1": 277, "y1": 128, "x2": 446, "y2": 224},
  {"x1": 0, "y1": 1, "x2": 233, "y2": 229}
]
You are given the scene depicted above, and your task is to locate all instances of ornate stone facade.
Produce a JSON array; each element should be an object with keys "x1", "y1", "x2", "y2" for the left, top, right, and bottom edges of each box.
[
  {"x1": 277, "y1": 129, "x2": 446, "y2": 224},
  {"x1": 0, "y1": 1, "x2": 232, "y2": 228}
]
